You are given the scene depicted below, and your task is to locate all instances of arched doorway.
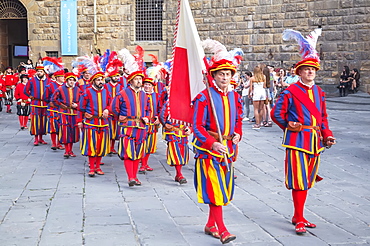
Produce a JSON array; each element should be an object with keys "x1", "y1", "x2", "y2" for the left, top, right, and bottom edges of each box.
[{"x1": 0, "y1": 0, "x2": 28, "y2": 72}]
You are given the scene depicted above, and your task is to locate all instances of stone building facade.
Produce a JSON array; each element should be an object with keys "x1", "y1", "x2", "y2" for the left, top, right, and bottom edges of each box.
[{"x1": 1, "y1": 0, "x2": 369, "y2": 91}]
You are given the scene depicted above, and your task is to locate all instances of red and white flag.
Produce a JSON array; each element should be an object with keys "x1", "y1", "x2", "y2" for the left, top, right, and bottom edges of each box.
[{"x1": 167, "y1": 0, "x2": 206, "y2": 125}]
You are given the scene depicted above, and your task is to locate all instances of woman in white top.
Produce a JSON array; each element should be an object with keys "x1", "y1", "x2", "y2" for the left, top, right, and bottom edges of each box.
[
  {"x1": 248, "y1": 66, "x2": 267, "y2": 129},
  {"x1": 241, "y1": 71, "x2": 252, "y2": 121}
]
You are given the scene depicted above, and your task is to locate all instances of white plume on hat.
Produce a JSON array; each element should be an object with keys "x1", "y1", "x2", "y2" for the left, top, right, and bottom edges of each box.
[
  {"x1": 201, "y1": 39, "x2": 244, "y2": 67},
  {"x1": 118, "y1": 48, "x2": 139, "y2": 75},
  {"x1": 282, "y1": 28, "x2": 322, "y2": 61}
]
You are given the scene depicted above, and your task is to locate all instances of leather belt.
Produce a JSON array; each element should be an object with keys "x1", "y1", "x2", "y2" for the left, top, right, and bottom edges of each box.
[
  {"x1": 207, "y1": 130, "x2": 234, "y2": 141},
  {"x1": 301, "y1": 125, "x2": 320, "y2": 130},
  {"x1": 85, "y1": 114, "x2": 103, "y2": 119},
  {"x1": 164, "y1": 124, "x2": 184, "y2": 132}
]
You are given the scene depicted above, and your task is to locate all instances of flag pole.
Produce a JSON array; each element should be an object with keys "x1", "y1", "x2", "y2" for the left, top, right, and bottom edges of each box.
[{"x1": 203, "y1": 58, "x2": 231, "y2": 172}]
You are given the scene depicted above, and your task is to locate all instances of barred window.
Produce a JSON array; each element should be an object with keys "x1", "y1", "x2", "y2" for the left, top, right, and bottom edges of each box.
[
  {"x1": 136, "y1": 0, "x2": 163, "y2": 41},
  {"x1": 46, "y1": 51, "x2": 58, "y2": 57}
]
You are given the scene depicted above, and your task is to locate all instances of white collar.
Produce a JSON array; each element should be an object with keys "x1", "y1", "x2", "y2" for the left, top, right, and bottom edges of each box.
[
  {"x1": 212, "y1": 80, "x2": 232, "y2": 94},
  {"x1": 299, "y1": 80, "x2": 315, "y2": 89}
]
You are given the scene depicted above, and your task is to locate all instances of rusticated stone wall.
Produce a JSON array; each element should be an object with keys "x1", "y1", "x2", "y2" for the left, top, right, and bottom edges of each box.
[{"x1": 19, "y1": 0, "x2": 370, "y2": 91}]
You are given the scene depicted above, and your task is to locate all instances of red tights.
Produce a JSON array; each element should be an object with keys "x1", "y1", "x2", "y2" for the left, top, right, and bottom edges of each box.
[
  {"x1": 141, "y1": 155, "x2": 150, "y2": 168},
  {"x1": 88, "y1": 156, "x2": 103, "y2": 171},
  {"x1": 175, "y1": 165, "x2": 183, "y2": 177},
  {"x1": 124, "y1": 159, "x2": 140, "y2": 180},
  {"x1": 50, "y1": 133, "x2": 58, "y2": 146},
  {"x1": 18, "y1": 116, "x2": 29, "y2": 127},
  {"x1": 207, "y1": 204, "x2": 227, "y2": 234},
  {"x1": 64, "y1": 143, "x2": 74, "y2": 153},
  {"x1": 292, "y1": 189, "x2": 308, "y2": 222}
]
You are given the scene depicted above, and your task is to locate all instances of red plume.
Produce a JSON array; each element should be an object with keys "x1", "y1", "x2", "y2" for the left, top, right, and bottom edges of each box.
[
  {"x1": 106, "y1": 59, "x2": 123, "y2": 73},
  {"x1": 134, "y1": 45, "x2": 145, "y2": 71},
  {"x1": 135, "y1": 45, "x2": 144, "y2": 59},
  {"x1": 78, "y1": 64, "x2": 87, "y2": 74},
  {"x1": 234, "y1": 55, "x2": 243, "y2": 65},
  {"x1": 42, "y1": 57, "x2": 63, "y2": 68},
  {"x1": 93, "y1": 55, "x2": 101, "y2": 67},
  {"x1": 109, "y1": 51, "x2": 119, "y2": 61},
  {"x1": 149, "y1": 54, "x2": 159, "y2": 66},
  {"x1": 27, "y1": 69, "x2": 36, "y2": 77}
]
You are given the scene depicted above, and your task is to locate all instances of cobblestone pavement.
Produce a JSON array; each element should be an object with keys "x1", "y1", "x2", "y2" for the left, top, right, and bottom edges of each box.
[{"x1": 0, "y1": 92, "x2": 369, "y2": 246}]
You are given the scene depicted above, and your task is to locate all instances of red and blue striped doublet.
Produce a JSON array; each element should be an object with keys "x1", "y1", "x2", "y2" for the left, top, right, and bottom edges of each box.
[
  {"x1": 24, "y1": 76, "x2": 51, "y2": 135},
  {"x1": 160, "y1": 101, "x2": 190, "y2": 166},
  {"x1": 154, "y1": 81, "x2": 167, "y2": 111},
  {"x1": 79, "y1": 86, "x2": 111, "y2": 157},
  {"x1": 105, "y1": 82, "x2": 123, "y2": 140},
  {"x1": 271, "y1": 82, "x2": 333, "y2": 190},
  {"x1": 118, "y1": 76, "x2": 127, "y2": 88},
  {"x1": 43, "y1": 80, "x2": 61, "y2": 134},
  {"x1": 192, "y1": 86, "x2": 243, "y2": 206},
  {"x1": 51, "y1": 84, "x2": 81, "y2": 144},
  {"x1": 77, "y1": 78, "x2": 90, "y2": 94},
  {"x1": 111, "y1": 87, "x2": 150, "y2": 160},
  {"x1": 145, "y1": 91, "x2": 161, "y2": 154}
]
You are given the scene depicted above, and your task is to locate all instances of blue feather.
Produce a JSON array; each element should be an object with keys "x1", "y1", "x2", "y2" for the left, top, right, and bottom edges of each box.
[
  {"x1": 100, "y1": 49, "x2": 110, "y2": 72},
  {"x1": 43, "y1": 60, "x2": 62, "y2": 74},
  {"x1": 282, "y1": 29, "x2": 321, "y2": 60}
]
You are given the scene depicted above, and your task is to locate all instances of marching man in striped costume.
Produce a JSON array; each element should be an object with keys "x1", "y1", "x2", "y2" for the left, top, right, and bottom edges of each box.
[
  {"x1": 24, "y1": 64, "x2": 51, "y2": 146},
  {"x1": 192, "y1": 58, "x2": 243, "y2": 244},
  {"x1": 111, "y1": 70, "x2": 150, "y2": 186},
  {"x1": 111, "y1": 48, "x2": 150, "y2": 187},
  {"x1": 139, "y1": 77, "x2": 161, "y2": 173},
  {"x1": 77, "y1": 61, "x2": 111, "y2": 177},
  {"x1": 160, "y1": 100, "x2": 191, "y2": 184},
  {"x1": 51, "y1": 72, "x2": 81, "y2": 158},
  {"x1": 271, "y1": 29, "x2": 336, "y2": 235},
  {"x1": 43, "y1": 57, "x2": 64, "y2": 150}
]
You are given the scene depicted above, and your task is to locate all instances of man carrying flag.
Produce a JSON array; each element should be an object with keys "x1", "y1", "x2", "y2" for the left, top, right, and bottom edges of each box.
[
  {"x1": 167, "y1": 1, "x2": 242, "y2": 244},
  {"x1": 192, "y1": 58, "x2": 243, "y2": 244}
]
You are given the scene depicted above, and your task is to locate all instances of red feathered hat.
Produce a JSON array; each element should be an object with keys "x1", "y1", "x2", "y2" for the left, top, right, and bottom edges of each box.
[
  {"x1": 208, "y1": 59, "x2": 237, "y2": 76},
  {"x1": 65, "y1": 72, "x2": 77, "y2": 81},
  {"x1": 35, "y1": 64, "x2": 45, "y2": 71},
  {"x1": 107, "y1": 69, "x2": 120, "y2": 78},
  {"x1": 142, "y1": 77, "x2": 156, "y2": 86},
  {"x1": 54, "y1": 70, "x2": 65, "y2": 77},
  {"x1": 294, "y1": 57, "x2": 320, "y2": 72},
  {"x1": 127, "y1": 71, "x2": 145, "y2": 83},
  {"x1": 89, "y1": 71, "x2": 105, "y2": 82}
]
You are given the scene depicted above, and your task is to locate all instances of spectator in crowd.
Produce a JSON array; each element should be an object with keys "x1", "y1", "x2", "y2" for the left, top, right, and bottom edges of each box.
[
  {"x1": 262, "y1": 66, "x2": 273, "y2": 127},
  {"x1": 241, "y1": 70, "x2": 252, "y2": 121},
  {"x1": 348, "y1": 68, "x2": 360, "y2": 93},
  {"x1": 284, "y1": 66, "x2": 299, "y2": 87},
  {"x1": 24, "y1": 59, "x2": 34, "y2": 71},
  {"x1": 14, "y1": 74, "x2": 31, "y2": 129},
  {"x1": 338, "y1": 65, "x2": 350, "y2": 97},
  {"x1": 249, "y1": 66, "x2": 267, "y2": 129},
  {"x1": 276, "y1": 68, "x2": 287, "y2": 99}
]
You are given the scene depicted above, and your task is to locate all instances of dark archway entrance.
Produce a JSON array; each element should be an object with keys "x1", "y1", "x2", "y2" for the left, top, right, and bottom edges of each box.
[{"x1": 0, "y1": 0, "x2": 28, "y2": 72}]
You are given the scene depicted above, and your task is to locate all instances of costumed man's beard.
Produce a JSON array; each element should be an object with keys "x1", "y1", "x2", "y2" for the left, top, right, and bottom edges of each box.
[
  {"x1": 93, "y1": 80, "x2": 104, "y2": 89},
  {"x1": 132, "y1": 83, "x2": 141, "y2": 90}
]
